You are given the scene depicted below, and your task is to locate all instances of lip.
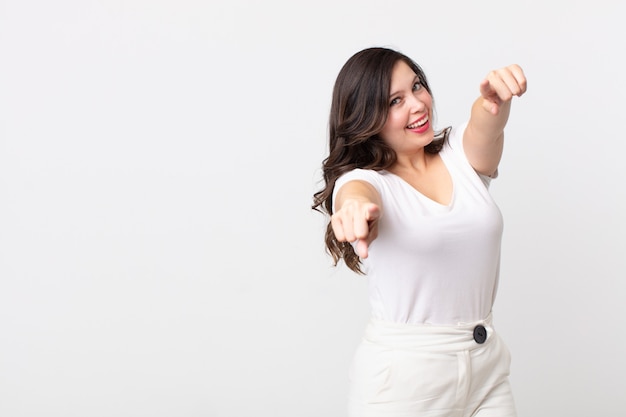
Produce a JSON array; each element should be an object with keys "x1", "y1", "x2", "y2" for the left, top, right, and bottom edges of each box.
[{"x1": 407, "y1": 115, "x2": 430, "y2": 134}]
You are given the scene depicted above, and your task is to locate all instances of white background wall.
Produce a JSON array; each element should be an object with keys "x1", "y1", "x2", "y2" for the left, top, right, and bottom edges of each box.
[{"x1": 1, "y1": 1, "x2": 624, "y2": 416}]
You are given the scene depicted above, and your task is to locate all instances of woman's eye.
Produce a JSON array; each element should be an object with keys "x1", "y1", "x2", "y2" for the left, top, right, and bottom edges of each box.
[
  {"x1": 390, "y1": 97, "x2": 400, "y2": 106},
  {"x1": 413, "y1": 82, "x2": 422, "y2": 91}
]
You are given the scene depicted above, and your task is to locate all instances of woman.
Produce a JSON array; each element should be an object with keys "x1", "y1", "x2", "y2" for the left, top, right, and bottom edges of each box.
[{"x1": 312, "y1": 47, "x2": 526, "y2": 416}]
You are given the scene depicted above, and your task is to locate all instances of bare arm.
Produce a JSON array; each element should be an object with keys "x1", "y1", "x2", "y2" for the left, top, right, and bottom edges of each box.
[
  {"x1": 464, "y1": 64, "x2": 527, "y2": 177},
  {"x1": 332, "y1": 180, "x2": 382, "y2": 259}
]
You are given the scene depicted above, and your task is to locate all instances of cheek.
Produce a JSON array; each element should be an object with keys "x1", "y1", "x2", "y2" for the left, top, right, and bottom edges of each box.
[
  {"x1": 380, "y1": 117, "x2": 395, "y2": 136},
  {"x1": 379, "y1": 115, "x2": 405, "y2": 143},
  {"x1": 423, "y1": 93, "x2": 433, "y2": 109},
  {"x1": 387, "y1": 112, "x2": 407, "y2": 131}
]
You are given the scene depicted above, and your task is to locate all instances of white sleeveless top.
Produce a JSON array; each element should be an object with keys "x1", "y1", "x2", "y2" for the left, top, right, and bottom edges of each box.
[{"x1": 333, "y1": 123, "x2": 503, "y2": 325}]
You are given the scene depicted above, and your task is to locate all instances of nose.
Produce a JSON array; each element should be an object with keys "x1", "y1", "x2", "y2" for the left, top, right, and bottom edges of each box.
[{"x1": 406, "y1": 92, "x2": 426, "y2": 112}]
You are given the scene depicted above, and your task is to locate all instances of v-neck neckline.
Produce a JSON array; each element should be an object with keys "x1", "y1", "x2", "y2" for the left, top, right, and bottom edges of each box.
[{"x1": 383, "y1": 153, "x2": 455, "y2": 208}]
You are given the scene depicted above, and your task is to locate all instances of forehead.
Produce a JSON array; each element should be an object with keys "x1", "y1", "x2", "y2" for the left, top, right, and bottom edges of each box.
[{"x1": 390, "y1": 61, "x2": 418, "y2": 88}]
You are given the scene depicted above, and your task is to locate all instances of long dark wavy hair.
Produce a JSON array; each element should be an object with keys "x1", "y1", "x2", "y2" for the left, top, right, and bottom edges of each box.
[{"x1": 312, "y1": 47, "x2": 449, "y2": 274}]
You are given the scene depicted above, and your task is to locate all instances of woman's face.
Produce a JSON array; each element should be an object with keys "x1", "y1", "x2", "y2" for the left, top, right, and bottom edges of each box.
[{"x1": 378, "y1": 60, "x2": 434, "y2": 155}]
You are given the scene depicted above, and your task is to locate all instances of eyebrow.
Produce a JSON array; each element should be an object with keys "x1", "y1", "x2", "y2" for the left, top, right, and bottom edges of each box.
[{"x1": 389, "y1": 75, "x2": 421, "y2": 98}]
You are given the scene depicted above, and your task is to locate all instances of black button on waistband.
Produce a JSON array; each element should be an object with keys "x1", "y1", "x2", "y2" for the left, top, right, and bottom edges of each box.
[{"x1": 473, "y1": 325, "x2": 487, "y2": 344}]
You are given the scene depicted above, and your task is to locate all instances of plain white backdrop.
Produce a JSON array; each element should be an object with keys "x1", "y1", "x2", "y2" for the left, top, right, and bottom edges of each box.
[{"x1": 1, "y1": 0, "x2": 625, "y2": 416}]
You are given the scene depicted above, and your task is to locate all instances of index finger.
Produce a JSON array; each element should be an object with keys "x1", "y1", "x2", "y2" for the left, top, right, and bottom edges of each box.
[{"x1": 353, "y1": 203, "x2": 379, "y2": 239}]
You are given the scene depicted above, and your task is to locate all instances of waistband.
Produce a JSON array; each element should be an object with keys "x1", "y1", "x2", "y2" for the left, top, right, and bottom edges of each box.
[{"x1": 363, "y1": 313, "x2": 495, "y2": 352}]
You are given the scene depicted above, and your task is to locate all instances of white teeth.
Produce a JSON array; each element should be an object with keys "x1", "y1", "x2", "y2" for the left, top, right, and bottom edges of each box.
[{"x1": 407, "y1": 116, "x2": 428, "y2": 129}]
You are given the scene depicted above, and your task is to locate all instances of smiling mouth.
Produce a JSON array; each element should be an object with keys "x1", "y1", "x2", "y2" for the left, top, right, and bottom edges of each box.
[{"x1": 407, "y1": 116, "x2": 429, "y2": 129}]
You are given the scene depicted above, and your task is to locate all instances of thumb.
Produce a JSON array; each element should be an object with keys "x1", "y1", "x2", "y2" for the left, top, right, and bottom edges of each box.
[
  {"x1": 365, "y1": 203, "x2": 381, "y2": 222},
  {"x1": 479, "y1": 79, "x2": 500, "y2": 115},
  {"x1": 482, "y1": 99, "x2": 499, "y2": 115}
]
